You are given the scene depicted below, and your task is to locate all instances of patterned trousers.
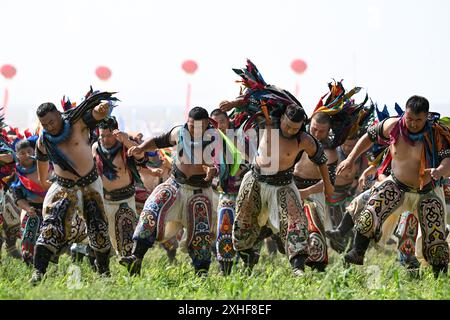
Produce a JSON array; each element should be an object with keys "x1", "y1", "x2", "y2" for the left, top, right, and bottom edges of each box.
[
  {"x1": 232, "y1": 171, "x2": 309, "y2": 262},
  {"x1": 133, "y1": 178, "x2": 214, "y2": 269},
  {"x1": 354, "y1": 175, "x2": 449, "y2": 267},
  {"x1": 36, "y1": 178, "x2": 111, "y2": 256},
  {"x1": 104, "y1": 196, "x2": 138, "y2": 257}
]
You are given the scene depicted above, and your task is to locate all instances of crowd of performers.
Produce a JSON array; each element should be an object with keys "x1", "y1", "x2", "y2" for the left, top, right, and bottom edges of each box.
[{"x1": 0, "y1": 60, "x2": 449, "y2": 285}]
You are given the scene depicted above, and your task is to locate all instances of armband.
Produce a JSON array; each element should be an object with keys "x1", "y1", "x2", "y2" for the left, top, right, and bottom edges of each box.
[
  {"x1": 35, "y1": 145, "x2": 49, "y2": 161},
  {"x1": 309, "y1": 136, "x2": 328, "y2": 166}
]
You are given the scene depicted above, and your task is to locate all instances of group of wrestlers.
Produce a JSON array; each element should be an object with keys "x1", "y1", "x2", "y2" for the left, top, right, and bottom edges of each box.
[{"x1": 0, "y1": 60, "x2": 449, "y2": 286}]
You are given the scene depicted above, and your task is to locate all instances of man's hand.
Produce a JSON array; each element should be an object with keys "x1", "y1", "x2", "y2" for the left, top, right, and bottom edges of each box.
[
  {"x1": 219, "y1": 100, "x2": 235, "y2": 112},
  {"x1": 149, "y1": 168, "x2": 163, "y2": 177},
  {"x1": 128, "y1": 145, "x2": 144, "y2": 157},
  {"x1": 97, "y1": 101, "x2": 110, "y2": 115},
  {"x1": 358, "y1": 169, "x2": 375, "y2": 191},
  {"x1": 113, "y1": 129, "x2": 128, "y2": 144},
  {"x1": 324, "y1": 182, "x2": 335, "y2": 197},
  {"x1": 203, "y1": 165, "x2": 217, "y2": 181},
  {"x1": 42, "y1": 180, "x2": 52, "y2": 191},
  {"x1": 299, "y1": 189, "x2": 311, "y2": 200},
  {"x1": 336, "y1": 158, "x2": 354, "y2": 176},
  {"x1": 425, "y1": 167, "x2": 444, "y2": 180}
]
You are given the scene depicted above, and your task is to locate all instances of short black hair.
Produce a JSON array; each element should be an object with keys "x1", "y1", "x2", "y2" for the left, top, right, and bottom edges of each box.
[
  {"x1": 98, "y1": 116, "x2": 119, "y2": 130},
  {"x1": 284, "y1": 104, "x2": 307, "y2": 123},
  {"x1": 210, "y1": 108, "x2": 229, "y2": 119},
  {"x1": 405, "y1": 95, "x2": 429, "y2": 114},
  {"x1": 312, "y1": 112, "x2": 331, "y2": 125},
  {"x1": 188, "y1": 107, "x2": 209, "y2": 120},
  {"x1": 15, "y1": 139, "x2": 32, "y2": 152},
  {"x1": 36, "y1": 102, "x2": 58, "y2": 118}
]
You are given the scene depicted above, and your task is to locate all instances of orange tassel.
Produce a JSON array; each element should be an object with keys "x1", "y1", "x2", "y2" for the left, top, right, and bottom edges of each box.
[{"x1": 261, "y1": 101, "x2": 271, "y2": 125}]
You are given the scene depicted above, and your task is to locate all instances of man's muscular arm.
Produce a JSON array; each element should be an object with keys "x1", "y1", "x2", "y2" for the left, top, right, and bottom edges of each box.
[
  {"x1": 337, "y1": 118, "x2": 398, "y2": 175},
  {"x1": 426, "y1": 158, "x2": 450, "y2": 180},
  {"x1": 0, "y1": 153, "x2": 14, "y2": 164},
  {"x1": 112, "y1": 130, "x2": 145, "y2": 160},
  {"x1": 301, "y1": 133, "x2": 334, "y2": 196},
  {"x1": 36, "y1": 139, "x2": 51, "y2": 190},
  {"x1": 128, "y1": 126, "x2": 180, "y2": 157}
]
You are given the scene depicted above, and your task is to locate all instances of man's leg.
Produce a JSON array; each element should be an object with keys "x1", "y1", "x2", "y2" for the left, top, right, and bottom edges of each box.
[
  {"x1": 232, "y1": 173, "x2": 262, "y2": 273},
  {"x1": 303, "y1": 198, "x2": 328, "y2": 272},
  {"x1": 32, "y1": 188, "x2": 78, "y2": 284},
  {"x1": 21, "y1": 209, "x2": 43, "y2": 265},
  {"x1": 106, "y1": 198, "x2": 138, "y2": 258},
  {"x1": 120, "y1": 182, "x2": 179, "y2": 275},
  {"x1": 2, "y1": 191, "x2": 21, "y2": 258},
  {"x1": 417, "y1": 191, "x2": 449, "y2": 278},
  {"x1": 395, "y1": 211, "x2": 420, "y2": 271},
  {"x1": 216, "y1": 194, "x2": 237, "y2": 275},
  {"x1": 326, "y1": 189, "x2": 373, "y2": 252},
  {"x1": 82, "y1": 187, "x2": 112, "y2": 276},
  {"x1": 186, "y1": 192, "x2": 213, "y2": 276},
  {"x1": 277, "y1": 185, "x2": 309, "y2": 276},
  {"x1": 346, "y1": 179, "x2": 404, "y2": 265},
  {"x1": 160, "y1": 236, "x2": 178, "y2": 264}
]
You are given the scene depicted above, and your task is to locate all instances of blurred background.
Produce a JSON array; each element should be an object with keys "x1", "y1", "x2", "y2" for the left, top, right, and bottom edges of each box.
[{"x1": 1, "y1": 0, "x2": 449, "y2": 137}]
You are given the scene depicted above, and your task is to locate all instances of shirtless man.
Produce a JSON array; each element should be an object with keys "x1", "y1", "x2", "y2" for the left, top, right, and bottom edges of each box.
[
  {"x1": 326, "y1": 136, "x2": 367, "y2": 252},
  {"x1": 210, "y1": 108, "x2": 251, "y2": 275},
  {"x1": 229, "y1": 104, "x2": 334, "y2": 276},
  {"x1": 11, "y1": 140, "x2": 46, "y2": 265},
  {"x1": 337, "y1": 96, "x2": 450, "y2": 277},
  {"x1": 121, "y1": 107, "x2": 218, "y2": 276},
  {"x1": 293, "y1": 112, "x2": 338, "y2": 271},
  {"x1": 92, "y1": 117, "x2": 149, "y2": 258},
  {"x1": 31, "y1": 93, "x2": 115, "y2": 283}
]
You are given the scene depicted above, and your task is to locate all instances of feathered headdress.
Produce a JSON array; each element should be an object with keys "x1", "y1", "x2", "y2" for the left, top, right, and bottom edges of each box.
[
  {"x1": 229, "y1": 59, "x2": 306, "y2": 131},
  {"x1": 312, "y1": 80, "x2": 368, "y2": 148}
]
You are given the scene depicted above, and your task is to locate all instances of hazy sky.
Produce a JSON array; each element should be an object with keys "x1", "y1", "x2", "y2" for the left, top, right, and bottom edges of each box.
[{"x1": 1, "y1": 0, "x2": 450, "y2": 130}]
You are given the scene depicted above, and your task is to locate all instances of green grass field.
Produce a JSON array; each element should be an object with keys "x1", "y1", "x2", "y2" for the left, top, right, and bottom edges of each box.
[{"x1": 0, "y1": 246, "x2": 448, "y2": 300}]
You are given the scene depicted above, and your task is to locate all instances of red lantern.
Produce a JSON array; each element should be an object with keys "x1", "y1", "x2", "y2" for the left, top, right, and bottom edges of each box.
[
  {"x1": 1, "y1": 64, "x2": 17, "y2": 79},
  {"x1": 182, "y1": 60, "x2": 198, "y2": 74},
  {"x1": 95, "y1": 66, "x2": 112, "y2": 81},
  {"x1": 291, "y1": 59, "x2": 307, "y2": 74}
]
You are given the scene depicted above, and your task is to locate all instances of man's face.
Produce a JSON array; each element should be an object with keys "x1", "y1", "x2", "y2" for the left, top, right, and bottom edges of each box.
[
  {"x1": 16, "y1": 147, "x2": 35, "y2": 167},
  {"x1": 404, "y1": 109, "x2": 428, "y2": 133},
  {"x1": 136, "y1": 133, "x2": 144, "y2": 144},
  {"x1": 280, "y1": 115, "x2": 303, "y2": 138},
  {"x1": 341, "y1": 138, "x2": 357, "y2": 156},
  {"x1": 187, "y1": 118, "x2": 209, "y2": 139},
  {"x1": 310, "y1": 117, "x2": 330, "y2": 142},
  {"x1": 211, "y1": 114, "x2": 230, "y2": 132},
  {"x1": 99, "y1": 128, "x2": 117, "y2": 148},
  {"x1": 39, "y1": 111, "x2": 63, "y2": 136}
]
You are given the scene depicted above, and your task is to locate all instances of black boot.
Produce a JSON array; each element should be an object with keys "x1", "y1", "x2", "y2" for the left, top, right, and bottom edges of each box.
[
  {"x1": 119, "y1": 240, "x2": 148, "y2": 276},
  {"x1": 326, "y1": 212, "x2": 354, "y2": 243},
  {"x1": 344, "y1": 231, "x2": 370, "y2": 265},
  {"x1": 290, "y1": 254, "x2": 307, "y2": 276},
  {"x1": 265, "y1": 238, "x2": 278, "y2": 256},
  {"x1": 219, "y1": 261, "x2": 233, "y2": 276},
  {"x1": 194, "y1": 262, "x2": 210, "y2": 277},
  {"x1": 166, "y1": 249, "x2": 177, "y2": 264},
  {"x1": 271, "y1": 234, "x2": 286, "y2": 255},
  {"x1": 30, "y1": 245, "x2": 53, "y2": 285},
  {"x1": 307, "y1": 261, "x2": 327, "y2": 272},
  {"x1": 432, "y1": 264, "x2": 448, "y2": 278},
  {"x1": 238, "y1": 249, "x2": 259, "y2": 275},
  {"x1": 94, "y1": 250, "x2": 111, "y2": 276}
]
